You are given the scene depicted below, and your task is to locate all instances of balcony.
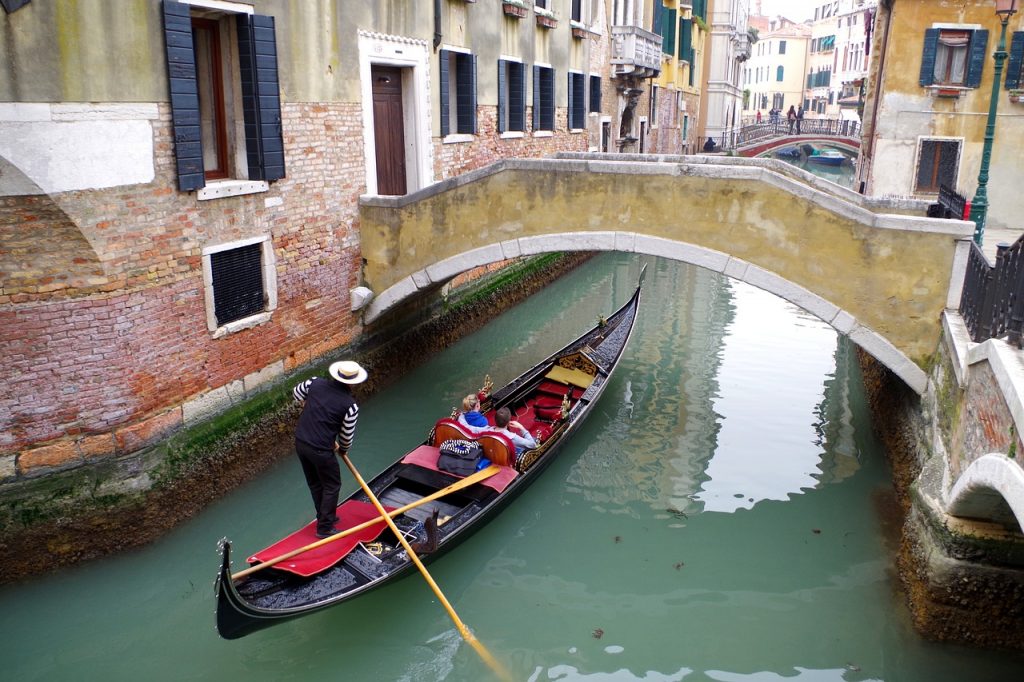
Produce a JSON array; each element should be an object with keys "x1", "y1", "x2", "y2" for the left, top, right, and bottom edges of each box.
[
  {"x1": 734, "y1": 32, "x2": 751, "y2": 62},
  {"x1": 611, "y1": 25, "x2": 663, "y2": 79}
]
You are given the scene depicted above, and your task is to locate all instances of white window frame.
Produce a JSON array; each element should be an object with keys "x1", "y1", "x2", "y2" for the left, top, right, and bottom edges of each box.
[{"x1": 201, "y1": 235, "x2": 277, "y2": 337}]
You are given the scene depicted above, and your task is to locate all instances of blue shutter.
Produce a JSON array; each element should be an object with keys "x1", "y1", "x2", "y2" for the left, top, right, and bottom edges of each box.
[
  {"x1": 919, "y1": 28, "x2": 939, "y2": 86},
  {"x1": 1007, "y1": 32, "x2": 1024, "y2": 89},
  {"x1": 966, "y1": 29, "x2": 989, "y2": 88},
  {"x1": 533, "y1": 64, "x2": 540, "y2": 131},
  {"x1": 454, "y1": 53, "x2": 476, "y2": 134},
  {"x1": 439, "y1": 50, "x2": 450, "y2": 137},
  {"x1": 237, "y1": 13, "x2": 285, "y2": 182},
  {"x1": 162, "y1": 1, "x2": 205, "y2": 191},
  {"x1": 497, "y1": 60, "x2": 507, "y2": 134}
]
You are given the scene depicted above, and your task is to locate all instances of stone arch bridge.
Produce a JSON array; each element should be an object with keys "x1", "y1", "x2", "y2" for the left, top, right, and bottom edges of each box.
[{"x1": 359, "y1": 153, "x2": 973, "y2": 397}]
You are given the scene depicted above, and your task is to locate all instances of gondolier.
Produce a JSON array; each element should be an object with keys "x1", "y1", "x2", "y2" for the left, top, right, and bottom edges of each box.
[{"x1": 292, "y1": 360, "x2": 368, "y2": 538}]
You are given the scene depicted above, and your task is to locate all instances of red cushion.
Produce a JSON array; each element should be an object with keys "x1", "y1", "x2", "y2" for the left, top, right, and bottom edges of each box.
[
  {"x1": 533, "y1": 394, "x2": 563, "y2": 408},
  {"x1": 534, "y1": 405, "x2": 562, "y2": 421},
  {"x1": 538, "y1": 380, "x2": 570, "y2": 397}
]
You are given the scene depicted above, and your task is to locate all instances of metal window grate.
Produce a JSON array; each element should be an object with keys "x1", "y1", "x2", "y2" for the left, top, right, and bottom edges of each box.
[{"x1": 211, "y1": 242, "x2": 265, "y2": 326}]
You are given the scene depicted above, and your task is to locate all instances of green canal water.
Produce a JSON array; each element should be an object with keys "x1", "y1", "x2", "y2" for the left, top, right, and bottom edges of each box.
[{"x1": 3, "y1": 254, "x2": 1023, "y2": 681}]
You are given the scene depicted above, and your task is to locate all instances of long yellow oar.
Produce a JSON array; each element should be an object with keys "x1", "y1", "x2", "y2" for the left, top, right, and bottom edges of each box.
[
  {"x1": 341, "y1": 453, "x2": 512, "y2": 682},
  {"x1": 232, "y1": 464, "x2": 501, "y2": 581}
]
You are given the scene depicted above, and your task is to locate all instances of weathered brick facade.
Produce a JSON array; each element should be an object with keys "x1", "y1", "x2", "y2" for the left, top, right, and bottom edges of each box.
[{"x1": 1, "y1": 96, "x2": 587, "y2": 485}]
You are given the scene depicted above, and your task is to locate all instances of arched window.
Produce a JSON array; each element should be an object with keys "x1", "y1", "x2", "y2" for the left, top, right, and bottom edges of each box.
[{"x1": 777, "y1": 65, "x2": 785, "y2": 81}]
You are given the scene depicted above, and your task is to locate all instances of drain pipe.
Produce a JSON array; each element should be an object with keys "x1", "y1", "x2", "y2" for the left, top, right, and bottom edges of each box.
[{"x1": 433, "y1": 0, "x2": 442, "y2": 51}]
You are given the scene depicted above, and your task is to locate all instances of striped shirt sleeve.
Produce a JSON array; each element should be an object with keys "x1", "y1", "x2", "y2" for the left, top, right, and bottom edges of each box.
[
  {"x1": 336, "y1": 403, "x2": 359, "y2": 451},
  {"x1": 293, "y1": 378, "x2": 314, "y2": 403}
]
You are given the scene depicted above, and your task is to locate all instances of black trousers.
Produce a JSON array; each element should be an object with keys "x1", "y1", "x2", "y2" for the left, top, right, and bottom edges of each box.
[{"x1": 295, "y1": 440, "x2": 342, "y2": 534}]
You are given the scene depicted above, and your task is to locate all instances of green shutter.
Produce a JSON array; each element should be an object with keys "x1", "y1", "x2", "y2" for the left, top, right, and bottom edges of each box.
[
  {"x1": 662, "y1": 9, "x2": 677, "y2": 56},
  {"x1": 439, "y1": 50, "x2": 450, "y2": 137},
  {"x1": 680, "y1": 18, "x2": 692, "y2": 62},
  {"x1": 966, "y1": 29, "x2": 989, "y2": 88},
  {"x1": 497, "y1": 60, "x2": 507, "y2": 134},
  {"x1": 919, "y1": 28, "x2": 939, "y2": 86}
]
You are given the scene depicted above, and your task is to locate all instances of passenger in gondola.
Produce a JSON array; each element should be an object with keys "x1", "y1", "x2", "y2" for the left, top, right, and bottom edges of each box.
[
  {"x1": 457, "y1": 394, "x2": 489, "y2": 432},
  {"x1": 493, "y1": 407, "x2": 537, "y2": 454}
]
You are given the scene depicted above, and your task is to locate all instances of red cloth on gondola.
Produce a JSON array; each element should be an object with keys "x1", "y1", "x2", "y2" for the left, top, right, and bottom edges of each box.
[{"x1": 247, "y1": 500, "x2": 395, "y2": 577}]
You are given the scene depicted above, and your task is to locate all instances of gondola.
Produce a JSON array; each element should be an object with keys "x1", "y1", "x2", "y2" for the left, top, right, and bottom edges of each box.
[{"x1": 215, "y1": 265, "x2": 646, "y2": 639}]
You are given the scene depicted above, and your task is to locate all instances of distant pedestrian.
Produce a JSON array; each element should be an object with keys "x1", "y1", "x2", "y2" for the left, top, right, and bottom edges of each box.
[
  {"x1": 796, "y1": 106, "x2": 804, "y2": 134},
  {"x1": 703, "y1": 137, "x2": 717, "y2": 152},
  {"x1": 786, "y1": 105, "x2": 796, "y2": 134},
  {"x1": 755, "y1": 110, "x2": 762, "y2": 124}
]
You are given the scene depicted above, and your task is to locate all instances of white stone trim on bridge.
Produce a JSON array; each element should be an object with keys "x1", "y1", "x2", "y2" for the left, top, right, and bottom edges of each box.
[
  {"x1": 945, "y1": 454, "x2": 1024, "y2": 532},
  {"x1": 364, "y1": 231, "x2": 930, "y2": 394}
]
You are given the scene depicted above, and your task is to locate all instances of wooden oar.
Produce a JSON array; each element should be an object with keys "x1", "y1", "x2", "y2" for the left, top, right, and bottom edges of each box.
[
  {"x1": 231, "y1": 464, "x2": 501, "y2": 581},
  {"x1": 341, "y1": 453, "x2": 512, "y2": 682}
]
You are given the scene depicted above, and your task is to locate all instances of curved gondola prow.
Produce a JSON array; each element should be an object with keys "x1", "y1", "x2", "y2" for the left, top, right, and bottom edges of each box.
[{"x1": 215, "y1": 540, "x2": 279, "y2": 640}]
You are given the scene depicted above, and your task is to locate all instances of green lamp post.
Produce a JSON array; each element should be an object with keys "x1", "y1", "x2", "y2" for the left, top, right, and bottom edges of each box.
[{"x1": 971, "y1": 0, "x2": 1019, "y2": 245}]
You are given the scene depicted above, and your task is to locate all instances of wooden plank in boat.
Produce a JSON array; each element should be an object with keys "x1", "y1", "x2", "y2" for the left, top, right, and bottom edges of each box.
[{"x1": 379, "y1": 487, "x2": 460, "y2": 524}]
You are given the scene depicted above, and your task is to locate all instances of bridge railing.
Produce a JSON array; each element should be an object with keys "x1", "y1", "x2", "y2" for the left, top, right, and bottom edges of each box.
[
  {"x1": 960, "y1": 235, "x2": 1024, "y2": 347},
  {"x1": 717, "y1": 119, "x2": 862, "y2": 151}
]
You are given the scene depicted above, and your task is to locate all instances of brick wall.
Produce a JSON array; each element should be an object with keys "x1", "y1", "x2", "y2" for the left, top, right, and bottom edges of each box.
[{"x1": 1, "y1": 99, "x2": 589, "y2": 481}]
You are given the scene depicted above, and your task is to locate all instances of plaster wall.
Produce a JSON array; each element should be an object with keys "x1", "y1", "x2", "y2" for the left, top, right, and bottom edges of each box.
[
  {"x1": 863, "y1": 0, "x2": 1024, "y2": 231},
  {"x1": 743, "y1": 30, "x2": 810, "y2": 115}
]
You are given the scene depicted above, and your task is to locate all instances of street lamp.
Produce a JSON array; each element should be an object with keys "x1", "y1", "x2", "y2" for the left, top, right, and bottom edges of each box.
[{"x1": 970, "y1": 0, "x2": 1019, "y2": 245}]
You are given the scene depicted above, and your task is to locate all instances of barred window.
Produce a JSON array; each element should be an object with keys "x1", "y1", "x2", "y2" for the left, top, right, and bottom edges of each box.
[
  {"x1": 202, "y1": 236, "x2": 277, "y2": 333},
  {"x1": 915, "y1": 139, "x2": 961, "y2": 194}
]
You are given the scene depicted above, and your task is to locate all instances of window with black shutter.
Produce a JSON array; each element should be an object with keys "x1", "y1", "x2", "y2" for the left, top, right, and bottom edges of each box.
[
  {"x1": 533, "y1": 66, "x2": 555, "y2": 132},
  {"x1": 568, "y1": 72, "x2": 586, "y2": 130},
  {"x1": 161, "y1": 0, "x2": 286, "y2": 193},
  {"x1": 915, "y1": 139, "x2": 961, "y2": 193},
  {"x1": 211, "y1": 242, "x2": 265, "y2": 326},
  {"x1": 440, "y1": 49, "x2": 477, "y2": 137},
  {"x1": 589, "y1": 75, "x2": 601, "y2": 113},
  {"x1": 1006, "y1": 32, "x2": 1024, "y2": 89},
  {"x1": 498, "y1": 59, "x2": 526, "y2": 133}
]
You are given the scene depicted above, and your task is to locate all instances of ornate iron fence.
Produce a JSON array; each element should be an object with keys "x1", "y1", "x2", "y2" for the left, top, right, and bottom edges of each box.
[
  {"x1": 715, "y1": 119, "x2": 861, "y2": 150},
  {"x1": 960, "y1": 235, "x2": 1024, "y2": 347},
  {"x1": 927, "y1": 184, "x2": 970, "y2": 220}
]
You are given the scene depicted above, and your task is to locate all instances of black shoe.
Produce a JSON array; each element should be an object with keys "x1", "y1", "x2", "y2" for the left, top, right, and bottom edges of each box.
[{"x1": 315, "y1": 528, "x2": 341, "y2": 539}]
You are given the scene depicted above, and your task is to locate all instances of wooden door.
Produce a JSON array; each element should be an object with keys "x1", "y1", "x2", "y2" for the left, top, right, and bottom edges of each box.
[{"x1": 372, "y1": 66, "x2": 407, "y2": 195}]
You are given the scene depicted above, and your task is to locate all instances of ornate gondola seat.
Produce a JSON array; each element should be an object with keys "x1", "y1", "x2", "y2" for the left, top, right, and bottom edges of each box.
[{"x1": 430, "y1": 418, "x2": 516, "y2": 467}]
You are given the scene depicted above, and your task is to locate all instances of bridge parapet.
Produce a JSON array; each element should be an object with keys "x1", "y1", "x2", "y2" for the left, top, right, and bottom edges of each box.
[{"x1": 359, "y1": 155, "x2": 974, "y2": 393}]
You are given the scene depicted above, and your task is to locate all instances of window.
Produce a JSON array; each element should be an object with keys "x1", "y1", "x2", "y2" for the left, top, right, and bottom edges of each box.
[
  {"x1": 919, "y1": 28, "x2": 988, "y2": 88},
  {"x1": 568, "y1": 72, "x2": 586, "y2": 129},
  {"x1": 162, "y1": 1, "x2": 286, "y2": 193},
  {"x1": 202, "y1": 236, "x2": 277, "y2": 333},
  {"x1": 498, "y1": 59, "x2": 526, "y2": 133},
  {"x1": 779, "y1": 40, "x2": 787, "y2": 55},
  {"x1": 1006, "y1": 32, "x2": 1024, "y2": 89},
  {"x1": 571, "y1": 0, "x2": 582, "y2": 23},
  {"x1": 533, "y1": 65, "x2": 555, "y2": 132},
  {"x1": 440, "y1": 49, "x2": 477, "y2": 136},
  {"x1": 589, "y1": 75, "x2": 601, "y2": 113},
  {"x1": 915, "y1": 139, "x2": 961, "y2": 193},
  {"x1": 649, "y1": 84, "x2": 659, "y2": 126},
  {"x1": 777, "y1": 66, "x2": 784, "y2": 81}
]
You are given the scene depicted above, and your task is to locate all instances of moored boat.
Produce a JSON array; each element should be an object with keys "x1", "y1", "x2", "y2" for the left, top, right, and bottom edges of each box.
[
  {"x1": 215, "y1": 265, "x2": 646, "y2": 639},
  {"x1": 806, "y1": 148, "x2": 845, "y2": 166}
]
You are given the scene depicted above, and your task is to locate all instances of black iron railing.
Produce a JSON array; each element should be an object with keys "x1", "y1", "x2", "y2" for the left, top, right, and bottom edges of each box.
[
  {"x1": 960, "y1": 235, "x2": 1024, "y2": 347},
  {"x1": 716, "y1": 118, "x2": 861, "y2": 150},
  {"x1": 927, "y1": 184, "x2": 970, "y2": 220}
]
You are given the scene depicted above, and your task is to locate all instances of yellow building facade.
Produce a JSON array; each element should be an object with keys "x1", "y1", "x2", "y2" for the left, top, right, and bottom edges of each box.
[{"x1": 858, "y1": 0, "x2": 1024, "y2": 234}]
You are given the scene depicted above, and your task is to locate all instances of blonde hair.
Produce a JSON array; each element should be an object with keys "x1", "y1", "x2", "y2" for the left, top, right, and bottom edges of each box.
[{"x1": 462, "y1": 394, "x2": 480, "y2": 412}]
